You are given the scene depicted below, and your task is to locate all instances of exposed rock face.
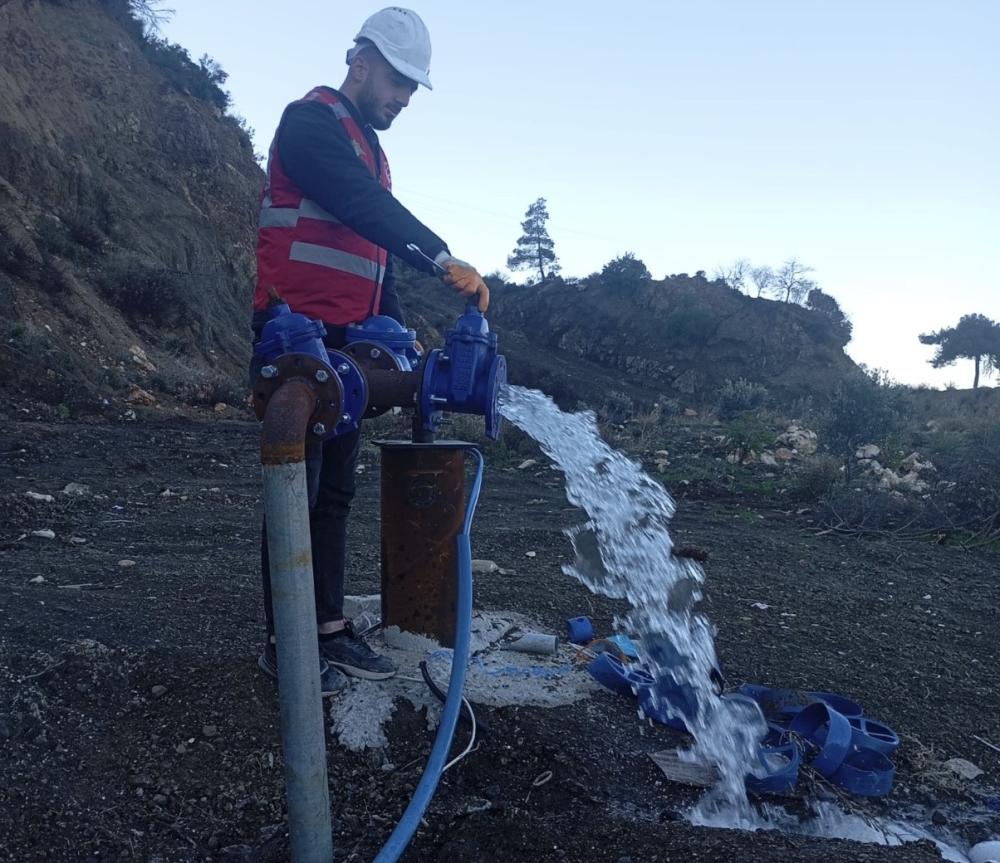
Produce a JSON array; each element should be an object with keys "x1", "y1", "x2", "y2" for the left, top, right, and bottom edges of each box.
[
  {"x1": 776, "y1": 424, "x2": 818, "y2": 455},
  {"x1": 487, "y1": 274, "x2": 859, "y2": 409},
  {"x1": 0, "y1": 0, "x2": 262, "y2": 406}
]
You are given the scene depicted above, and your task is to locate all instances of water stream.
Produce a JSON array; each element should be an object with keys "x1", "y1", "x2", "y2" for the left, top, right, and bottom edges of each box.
[
  {"x1": 497, "y1": 384, "x2": 971, "y2": 859},
  {"x1": 498, "y1": 384, "x2": 764, "y2": 816}
]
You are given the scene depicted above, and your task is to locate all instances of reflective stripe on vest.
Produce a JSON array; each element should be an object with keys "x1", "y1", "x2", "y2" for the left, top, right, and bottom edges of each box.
[
  {"x1": 289, "y1": 241, "x2": 385, "y2": 285},
  {"x1": 259, "y1": 198, "x2": 341, "y2": 228},
  {"x1": 254, "y1": 86, "x2": 390, "y2": 324}
]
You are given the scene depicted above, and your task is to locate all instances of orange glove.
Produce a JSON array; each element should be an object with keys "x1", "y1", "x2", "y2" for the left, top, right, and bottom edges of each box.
[{"x1": 439, "y1": 257, "x2": 490, "y2": 313}]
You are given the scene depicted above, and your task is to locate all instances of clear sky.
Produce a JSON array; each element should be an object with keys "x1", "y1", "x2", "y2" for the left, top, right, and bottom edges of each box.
[{"x1": 159, "y1": 1, "x2": 999, "y2": 388}]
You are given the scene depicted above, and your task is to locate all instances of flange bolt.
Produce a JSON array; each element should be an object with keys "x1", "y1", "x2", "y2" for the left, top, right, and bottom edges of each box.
[
  {"x1": 312, "y1": 423, "x2": 327, "y2": 436},
  {"x1": 315, "y1": 369, "x2": 330, "y2": 383},
  {"x1": 260, "y1": 365, "x2": 278, "y2": 379},
  {"x1": 336, "y1": 363, "x2": 351, "y2": 375}
]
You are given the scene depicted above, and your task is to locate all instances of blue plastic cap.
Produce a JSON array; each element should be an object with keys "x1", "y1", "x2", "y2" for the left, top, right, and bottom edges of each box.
[{"x1": 566, "y1": 616, "x2": 594, "y2": 644}]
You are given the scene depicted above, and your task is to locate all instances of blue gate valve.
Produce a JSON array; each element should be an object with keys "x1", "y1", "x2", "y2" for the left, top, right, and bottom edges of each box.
[
  {"x1": 345, "y1": 315, "x2": 421, "y2": 371},
  {"x1": 419, "y1": 302, "x2": 507, "y2": 439},
  {"x1": 253, "y1": 301, "x2": 507, "y2": 442}
]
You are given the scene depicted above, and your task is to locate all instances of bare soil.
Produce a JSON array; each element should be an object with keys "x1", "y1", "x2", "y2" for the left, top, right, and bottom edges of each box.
[{"x1": 1, "y1": 410, "x2": 998, "y2": 862}]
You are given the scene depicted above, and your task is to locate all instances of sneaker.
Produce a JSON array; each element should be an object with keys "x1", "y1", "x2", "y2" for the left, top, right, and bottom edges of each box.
[
  {"x1": 258, "y1": 642, "x2": 349, "y2": 696},
  {"x1": 318, "y1": 622, "x2": 396, "y2": 680}
]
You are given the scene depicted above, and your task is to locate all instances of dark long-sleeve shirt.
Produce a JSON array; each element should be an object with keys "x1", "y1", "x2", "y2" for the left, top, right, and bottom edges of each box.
[{"x1": 277, "y1": 89, "x2": 449, "y2": 325}]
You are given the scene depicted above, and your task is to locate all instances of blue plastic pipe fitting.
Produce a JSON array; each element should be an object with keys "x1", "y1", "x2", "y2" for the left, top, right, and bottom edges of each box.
[
  {"x1": 830, "y1": 749, "x2": 895, "y2": 796},
  {"x1": 848, "y1": 717, "x2": 900, "y2": 755},
  {"x1": 566, "y1": 616, "x2": 594, "y2": 644},
  {"x1": 787, "y1": 702, "x2": 853, "y2": 777}
]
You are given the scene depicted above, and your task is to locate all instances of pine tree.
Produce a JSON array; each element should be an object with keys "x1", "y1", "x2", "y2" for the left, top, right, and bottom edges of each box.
[
  {"x1": 919, "y1": 313, "x2": 1000, "y2": 390},
  {"x1": 507, "y1": 198, "x2": 560, "y2": 283}
]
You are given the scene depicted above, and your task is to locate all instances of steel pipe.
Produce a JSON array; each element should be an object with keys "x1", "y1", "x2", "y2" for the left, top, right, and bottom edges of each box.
[{"x1": 261, "y1": 379, "x2": 333, "y2": 863}]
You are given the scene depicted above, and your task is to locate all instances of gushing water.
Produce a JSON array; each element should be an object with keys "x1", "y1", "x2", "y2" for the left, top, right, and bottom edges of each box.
[
  {"x1": 497, "y1": 385, "x2": 975, "y2": 858},
  {"x1": 499, "y1": 385, "x2": 765, "y2": 815}
]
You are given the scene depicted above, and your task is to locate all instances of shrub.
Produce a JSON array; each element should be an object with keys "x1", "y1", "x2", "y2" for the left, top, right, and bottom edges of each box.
[
  {"x1": 38, "y1": 258, "x2": 78, "y2": 296},
  {"x1": 96, "y1": 256, "x2": 200, "y2": 327},
  {"x1": 723, "y1": 412, "x2": 772, "y2": 461},
  {"x1": 661, "y1": 304, "x2": 715, "y2": 346},
  {"x1": 717, "y1": 378, "x2": 769, "y2": 420},
  {"x1": 820, "y1": 368, "x2": 906, "y2": 480},
  {"x1": 788, "y1": 455, "x2": 841, "y2": 502},
  {"x1": 600, "y1": 252, "x2": 652, "y2": 290}
]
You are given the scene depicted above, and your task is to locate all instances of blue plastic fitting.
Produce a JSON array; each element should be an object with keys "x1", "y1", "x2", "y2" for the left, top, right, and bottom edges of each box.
[
  {"x1": 566, "y1": 616, "x2": 594, "y2": 644},
  {"x1": 253, "y1": 303, "x2": 330, "y2": 367},
  {"x1": 419, "y1": 302, "x2": 507, "y2": 439},
  {"x1": 787, "y1": 702, "x2": 853, "y2": 777},
  {"x1": 606, "y1": 634, "x2": 640, "y2": 660},
  {"x1": 737, "y1": 684, "x2": 864, "y2": 727},
  {"x1": 746, "y1": 731, "x2": 802, "y2": 795},
  {"x1": 586, "y1": 653, "x2": 634, "y2": 696},
  {"x1": 848, "y1": 717, "x2": 900, "y2": 756},
  {"x1": 345, "y1": 315, "x2": 420, "y2": 371},
  {"x1": 829, "y1": 749, "x2": 895, "y2": 797},
  {"x1": 636, "y1": 672, "x2": 698, "y2": 732},
  {"x1": 810, "y1": 691, "x2": 863, "y2": 719}
]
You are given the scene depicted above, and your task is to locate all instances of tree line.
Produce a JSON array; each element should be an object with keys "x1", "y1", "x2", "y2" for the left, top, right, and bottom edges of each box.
[{"x1": 505, "y1": 198, "x2": 999, "y2": 390}]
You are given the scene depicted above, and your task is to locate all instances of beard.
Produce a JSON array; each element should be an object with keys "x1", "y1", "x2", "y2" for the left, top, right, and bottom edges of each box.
[{"x1": 358, "y1": 83, "x2": 395, "y2": 131}]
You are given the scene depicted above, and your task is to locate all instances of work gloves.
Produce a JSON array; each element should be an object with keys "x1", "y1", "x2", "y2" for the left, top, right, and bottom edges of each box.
[{"x1": 436, "y1": 254, "x2": 490, "y2": 313}]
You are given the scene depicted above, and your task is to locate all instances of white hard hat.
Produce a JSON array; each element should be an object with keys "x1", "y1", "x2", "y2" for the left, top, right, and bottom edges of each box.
[{"x1": 351, "y1": 7, "x2": 433, "y2": 90}]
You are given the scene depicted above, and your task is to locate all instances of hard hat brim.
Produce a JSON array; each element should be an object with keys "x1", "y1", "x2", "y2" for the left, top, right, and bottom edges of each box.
[
  {"x1": 382, "y1": 50, "x2": 433, "y2": 90},
  {"x1": 360, "y1": 36, "x2": 433, "y2": 90}
]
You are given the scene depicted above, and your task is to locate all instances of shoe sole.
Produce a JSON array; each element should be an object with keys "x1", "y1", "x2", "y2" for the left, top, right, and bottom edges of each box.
[
  {"x1": 325, "y1": 660, "x2": 396, "y2": 681},
  {"x1": 258, "y1": 653, "x2": 346, "y2": 696}
]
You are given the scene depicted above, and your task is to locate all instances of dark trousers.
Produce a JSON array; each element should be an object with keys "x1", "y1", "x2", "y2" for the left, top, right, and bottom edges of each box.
[{"x1": 261, "y1": 426, "x2": 361, "y2": 639}]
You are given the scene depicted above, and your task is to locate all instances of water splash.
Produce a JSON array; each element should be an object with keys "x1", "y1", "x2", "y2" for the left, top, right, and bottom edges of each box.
[
  {"x1": 497, "y1": 385, "x2": 974, "y2": 857},
  {"x1": 498, "y1": 385, "x2": 765, "y2": 815}
]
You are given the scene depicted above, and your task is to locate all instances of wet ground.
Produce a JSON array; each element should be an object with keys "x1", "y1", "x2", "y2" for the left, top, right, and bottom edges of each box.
[{"x1": 1, "y1": 411, "x2": 998, "y2": 862}]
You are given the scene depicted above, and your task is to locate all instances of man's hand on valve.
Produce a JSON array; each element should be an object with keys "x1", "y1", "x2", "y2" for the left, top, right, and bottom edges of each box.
[{"x1": 436, "y1": 255, "x2": 490, "y2": 313}]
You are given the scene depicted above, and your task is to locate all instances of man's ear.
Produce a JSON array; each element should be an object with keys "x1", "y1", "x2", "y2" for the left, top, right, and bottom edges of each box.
[{"x1": 350, "y1": 50, "x2": 374, "y2": 84}]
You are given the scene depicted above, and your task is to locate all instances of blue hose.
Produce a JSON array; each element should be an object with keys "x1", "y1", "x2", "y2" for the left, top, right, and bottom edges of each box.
[{"x1": 373, "y1": 447, "x2": 485, "y2": 863}]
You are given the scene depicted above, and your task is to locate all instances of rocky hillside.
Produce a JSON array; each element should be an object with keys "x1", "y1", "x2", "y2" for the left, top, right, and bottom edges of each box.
[
  {"x1": 0, "y1": 0, "x2": 260, "y2": 411},
  {"x1": 0, "y1": 0, "x2": 861, "y2": 420},
  {"x1": 396, "y1": 267, "x2": 859, "y2": 412}
]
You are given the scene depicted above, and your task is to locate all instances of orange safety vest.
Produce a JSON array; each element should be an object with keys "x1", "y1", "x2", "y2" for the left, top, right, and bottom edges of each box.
[{"x1": 254, "y1": 87, "x2": 391, "y2": 325}]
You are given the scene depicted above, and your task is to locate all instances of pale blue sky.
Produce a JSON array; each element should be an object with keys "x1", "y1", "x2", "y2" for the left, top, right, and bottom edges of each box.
[{"x1": 160, "y1": 1, "x2": 999, "y2": 388}]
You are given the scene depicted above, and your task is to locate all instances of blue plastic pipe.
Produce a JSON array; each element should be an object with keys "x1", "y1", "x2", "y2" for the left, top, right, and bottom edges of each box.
[{"x1": 373, "y1": 448, "x2": 485, "y2": 863}]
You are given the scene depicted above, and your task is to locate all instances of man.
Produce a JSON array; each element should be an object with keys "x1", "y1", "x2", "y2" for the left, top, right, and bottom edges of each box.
[{"x1": 252, "y1": 7, "x2": 490, "y2": 694}]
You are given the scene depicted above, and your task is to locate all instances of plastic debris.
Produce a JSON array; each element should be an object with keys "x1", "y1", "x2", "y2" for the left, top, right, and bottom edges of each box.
[
  {"x1": 943, "y1": 757, "x2": 984, "y2": 781},
  {"x1": 565, "y1": 616, "x2": 594, "y2": 644}
]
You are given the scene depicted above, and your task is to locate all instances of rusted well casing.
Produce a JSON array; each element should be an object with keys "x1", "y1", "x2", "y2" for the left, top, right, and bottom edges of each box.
[{"x1": 379, "y1": 443, "x2": 466, "y2": 647}]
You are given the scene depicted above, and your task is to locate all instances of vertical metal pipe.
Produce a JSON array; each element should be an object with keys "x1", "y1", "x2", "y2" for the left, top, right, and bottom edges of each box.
[
  {"x1": 261, "y1": 380, "x2": 333, "y2": 863},
  {"x1": 379, "y1": 443, "x2": 465, "y2": 646}
]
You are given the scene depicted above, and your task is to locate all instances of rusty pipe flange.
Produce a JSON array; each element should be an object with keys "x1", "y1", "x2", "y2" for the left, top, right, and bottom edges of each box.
[
  {"x1": 339, "y1": 341, "x2": 411, "y2": 418},
  {"x1": 252, "y1": 353, "x2": 344, "y2": 438}
]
